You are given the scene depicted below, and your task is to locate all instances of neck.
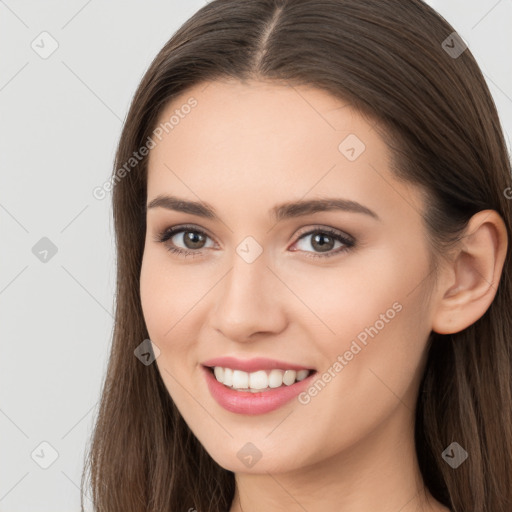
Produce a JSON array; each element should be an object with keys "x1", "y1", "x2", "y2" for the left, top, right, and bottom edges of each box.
[{"x1": 229, "y1": 403, "x2": 449, "y2": 512}]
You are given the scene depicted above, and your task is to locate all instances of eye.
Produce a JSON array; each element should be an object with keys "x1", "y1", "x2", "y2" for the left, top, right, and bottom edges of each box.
[
  {"x1": 290, "y1": 227, "x2": 355, "y2": 259},
  {"x1": 154, "y1": 224, "x2": 355, "y2": 259},
  {"x1": 153, "y1": 225, "x2": 215, "y2": 257}
]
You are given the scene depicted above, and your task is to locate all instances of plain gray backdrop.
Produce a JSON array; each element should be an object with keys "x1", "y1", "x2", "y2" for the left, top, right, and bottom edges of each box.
[{"x1": 1, "y1": 1, "x2": 511, "y2": 510}]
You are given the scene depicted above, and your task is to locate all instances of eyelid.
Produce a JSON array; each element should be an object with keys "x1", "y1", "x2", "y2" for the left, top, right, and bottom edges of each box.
[
  {"x1": 154, "y1": 223, "x2": 355, "y2": 257},
  {"x1": 156, "y1": 223, "x2": 353, "y2": 241},
  {"x1": 156, "y1": 223, "x2": 217, "y2": 241},
  {"x1": 289, "y1": 226, "x2": 355, "y2": 258},
  {"x1": 294, "y1": 225, "x2": 354, "y2": 243}
]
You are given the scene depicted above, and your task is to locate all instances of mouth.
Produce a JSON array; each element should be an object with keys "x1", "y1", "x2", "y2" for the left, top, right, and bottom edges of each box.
[
  {"x1": 204, "y1": 365, "x2": 315, "y2": 392},
  {"x1": 200, "y1": 358, "x2": 317, "y2": 415}
]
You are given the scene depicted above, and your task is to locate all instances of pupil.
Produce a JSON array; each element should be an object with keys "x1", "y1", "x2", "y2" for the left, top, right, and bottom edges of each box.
[
  {"x1": 312, "y1": 233, "x2": 334, "y2": 252},
  {"x1": 184, "y1": 231, "x2": 205, "y2": 249},
  {"x1": 181, "y1": 231, "x2": 335, "y2": 252}
]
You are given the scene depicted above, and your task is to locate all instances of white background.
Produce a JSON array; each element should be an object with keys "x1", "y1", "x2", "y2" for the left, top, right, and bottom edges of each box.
[{"x1": 0, "y1": 1, "x2": 511, "y2": 510}]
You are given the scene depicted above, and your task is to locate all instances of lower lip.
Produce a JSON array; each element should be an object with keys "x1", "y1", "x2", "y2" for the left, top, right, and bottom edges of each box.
[{"x1": 202, "y1": 366, "x2": 316, "y2": 415}]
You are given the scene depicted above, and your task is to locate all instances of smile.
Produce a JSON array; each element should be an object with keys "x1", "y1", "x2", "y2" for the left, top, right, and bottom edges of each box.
[
  {"x1": 201, "y1": 357, "x2": 317, "y2": 415},
  {"x1": 211, "y1": 366, "x2": 311, "y2": 392}
]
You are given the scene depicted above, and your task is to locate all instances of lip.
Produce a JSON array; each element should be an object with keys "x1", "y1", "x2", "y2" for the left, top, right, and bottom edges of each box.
[
  {"x1": 202, "y1": 365, "x2": 317, "y2": 415},
  {"x1": 201, "y1": 356, "x2": 313, "y2": 373}
]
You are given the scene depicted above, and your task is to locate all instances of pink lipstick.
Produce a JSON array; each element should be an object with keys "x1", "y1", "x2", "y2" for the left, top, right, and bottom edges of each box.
[{"x1": 201, "y1": 357, "x2": 316, "y2": 415}]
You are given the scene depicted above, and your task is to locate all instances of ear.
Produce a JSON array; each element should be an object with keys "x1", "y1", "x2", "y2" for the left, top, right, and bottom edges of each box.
[{"x1": 431, "y1": 210, "x2": 508, "y2": 335}]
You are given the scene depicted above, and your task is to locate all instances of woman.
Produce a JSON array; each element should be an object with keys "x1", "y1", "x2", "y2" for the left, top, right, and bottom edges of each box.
[{"x1": 82, "y1": 1, "x2": 512, "y2": 511}]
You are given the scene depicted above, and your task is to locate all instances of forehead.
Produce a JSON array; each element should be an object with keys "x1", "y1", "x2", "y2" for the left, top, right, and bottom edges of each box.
[
  {"x1": 146, "y1": 79, "x2": 423, "y2": 225},
  {"x1": 149, "y1": 78, "x2": 378, "y2": 164}
]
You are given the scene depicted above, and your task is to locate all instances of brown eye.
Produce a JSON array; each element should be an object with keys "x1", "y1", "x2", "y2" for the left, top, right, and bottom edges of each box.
[
  {"x1": 291, "y1": 228, "x2": 355, "y2": 259},
  {"x1": 309, "y1": 232, "x2": 336, "y2": 252},
  {"x1": 181, "y1": 230, "x2": 207, "y2": 249},
  {"x1": 156, "y1": 225, "x2": 215, "y2": 256}
]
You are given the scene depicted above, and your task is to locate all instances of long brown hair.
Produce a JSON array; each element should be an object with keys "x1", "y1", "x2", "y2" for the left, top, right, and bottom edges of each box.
[{"x1": 82, "y1": 1, "x2": 512, "y2": 510}]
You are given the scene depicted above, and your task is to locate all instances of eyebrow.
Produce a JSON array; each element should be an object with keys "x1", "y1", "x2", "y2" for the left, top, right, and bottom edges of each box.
[{"x1": 146, "y1": 194, "x2": 380, "y2": 221}]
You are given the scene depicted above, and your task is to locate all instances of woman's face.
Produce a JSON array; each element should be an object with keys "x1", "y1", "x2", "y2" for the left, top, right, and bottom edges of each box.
[{"x1": 140, "y1": 79, "x2": 439, "y2": 473}]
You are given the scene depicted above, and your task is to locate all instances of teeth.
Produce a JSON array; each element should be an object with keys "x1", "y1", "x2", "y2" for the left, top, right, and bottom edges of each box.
[
  {"x1": 232, "y1": 370, "x2": 249, "y2": 389},
  {"x1": 213, "y1": 366, "x2": 224, "y2": 382},
  {"x1": 223, "y1": 367, "x2": 233, "y2": 387},
  {"x1": 249, "y1": 370, "x2": 268, "y2": 390},
  {"x1": 211, "y1": 366, "x2": 312, "y2": 391},
  {"x1": 282, "y1": 370, "x2": 296, "y2": 385},
  {"x1": 296, "y1": 369, "x2": 309, "y2": 381},
  {"x1": 268, "y1": 369, "x2": 284, "y2": 388}
]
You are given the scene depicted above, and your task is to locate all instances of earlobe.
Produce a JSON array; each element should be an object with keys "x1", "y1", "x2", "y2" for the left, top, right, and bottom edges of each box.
[{"x1": 431, "y1": 210, "x2": 508, "y2": 335}]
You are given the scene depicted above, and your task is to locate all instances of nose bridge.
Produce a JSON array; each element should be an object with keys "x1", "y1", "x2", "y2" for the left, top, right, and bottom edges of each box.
[
  {"x1": 228, "y1": 253, "x2": 263, "y2": 299},
  {"x1": 222, "y1": 246, "x2": 269, "y2": 315},
  {"x1": 210, "y1": 241, "x2": 285, "y2": 340}
]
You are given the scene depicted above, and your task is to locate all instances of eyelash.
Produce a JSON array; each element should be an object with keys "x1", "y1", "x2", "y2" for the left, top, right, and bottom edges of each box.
[{"x1": 153, "y1": 224, "x2": 355, "y2": 259}]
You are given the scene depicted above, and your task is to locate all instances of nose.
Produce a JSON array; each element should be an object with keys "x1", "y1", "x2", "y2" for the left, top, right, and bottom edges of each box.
[{"x1": 208, "y1": 249, "x2": 288, "y2": 342}]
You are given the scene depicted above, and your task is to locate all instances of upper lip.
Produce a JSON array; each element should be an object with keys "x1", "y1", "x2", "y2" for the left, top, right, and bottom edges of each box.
[{"x1": 201, "y1": 356, "x2": 314, "y2": 373}]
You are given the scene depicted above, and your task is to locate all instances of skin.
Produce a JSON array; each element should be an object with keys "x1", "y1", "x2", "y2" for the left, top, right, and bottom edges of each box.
[{"x1": 139, "y1": 78, "x2": 507, "y2": 512}]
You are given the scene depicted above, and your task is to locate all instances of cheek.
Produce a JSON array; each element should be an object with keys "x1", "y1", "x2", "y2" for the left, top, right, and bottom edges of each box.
[
  {"x1": 290, "y1": 244, "x2": 432, "y2": 383},
  {"x1": 140, "y1": 252, "x2": 195, "y2": 402},
  {"x1": 140, "y1": 253, "x2": 168, "y2": 340},
  {"x1": 140, "y1": 246, "x2": 217, "y2": 384},
  {"x1": 290, "y1": 278, "x2": 431, "y2": 458},
  {"x1": 140, "y1": 268, "x2": 212, "y2": 450},
  {"x1": 140, "y1": 247, "x2": 198, "y2": 342},
  {"x1": 281, "y1": 247, "x2": 414, "y2": 341}
]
